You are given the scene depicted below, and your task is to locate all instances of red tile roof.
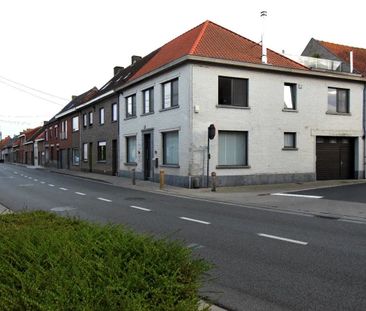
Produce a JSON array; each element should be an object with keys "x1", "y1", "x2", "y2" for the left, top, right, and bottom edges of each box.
[
  {"x1": 0, "y1": 136, "x2": 11, "y2": 149},
  {"x1": 319, "y1": 40, "x2": 366, "y2": 76},
  {"x1": 22, "y1": 126, "x2": 42, "y2": 141},
  {"x1": 131, "y1": 20, "x2": 306, "y2": 81}
]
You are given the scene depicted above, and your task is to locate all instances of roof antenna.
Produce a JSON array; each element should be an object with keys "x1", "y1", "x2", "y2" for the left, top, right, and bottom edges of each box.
[{"x1": 261, "y1": 10, "x2": 268, "y2": 64}]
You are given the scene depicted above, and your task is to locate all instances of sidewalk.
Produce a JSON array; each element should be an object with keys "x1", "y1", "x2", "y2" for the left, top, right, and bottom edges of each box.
[{"x1": 47, "y1": 168, "x2": 366, "y2": 223}]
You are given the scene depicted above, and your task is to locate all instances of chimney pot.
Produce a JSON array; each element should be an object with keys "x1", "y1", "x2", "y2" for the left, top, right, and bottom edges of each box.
[
  {"x1": 131, "y1": 55, "x2": 142, "y2": 64},
  {"x1": 114, "y1": 66, "x2": 124, "y2": 75}
]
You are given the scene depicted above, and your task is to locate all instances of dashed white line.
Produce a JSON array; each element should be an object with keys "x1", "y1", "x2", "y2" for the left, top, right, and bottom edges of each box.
[
  {"x1": 258, "y1": 233, "x2": 308, "y2": 245},
  {"x1": 338, "y1": 219, "x2": 365, "y2": 225},
  {"x1": 59, "y1": 187, "x2": 68, "y2": 191},
  {"x1": 40, "y1": 181, "x2": 45, "y2": 184},
  {"x1": 34, "y1": 179, "x2": 38, "y2": 182},
  {"x1": 130, "y1": 205, "x2": 151, "y2": 212},
  {"x1": 28, "y1": 177, "x2": 33, "y2": 180},
  {"x1": 98, "y1": 197, "x2": 112, "y2": 203},
  {"x1": 179, "y1": 217, "x2": 211, "y2": 225},
  {"x1": 271, "y1": 193, "x2": 323, "y2": 199},
  {"x1": 48, "y1": 184, "x2": 55, "y2": 187},
  {"x1": 75, "y1": 192, "x2": 86, "y2": 196}
]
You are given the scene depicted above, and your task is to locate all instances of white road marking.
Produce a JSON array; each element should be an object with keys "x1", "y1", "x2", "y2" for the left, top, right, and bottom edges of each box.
[
  {"x1": 130, "y1": 205, "x2": 151, "y2": 212},
  {"x1": 187, "y1": 243, "x2": 205, "y2": 249},
  {"x1": 75, "y1": 192, "x2": 86, "y2": 196},
  {"x1": 271, "y1": 193, "x2": 323, "y2": 199},
  {"x1": 48, "y1": 184, "x2": 55, "y2": 187},
  {"x1": 98, "y1": 197, "x2": 112, "y2": 202},
  {"x1": 34, "y1": 179, "x2": 38, "y2": 181},
  {"x1": 338, "y1": 219, "x2": 365, "y2": 225},
  {"x1": 14, "y1": 172, "x2": 18, "y2": 174},
  {"x1": 40, "y1": 181, "x2": 45, "y2": 184},
  {"x1": 258, "y1": 233, "x2": 308, "y2": 245},
  {"x1": 59, "y1": 187, "x2": 68, "y2": 191},
  {"x1": 179, "y1": 217, "x2": 211, "y2": 225},
  {"x1": 28, "y1": 177, "x2": 33, "y2": 180}
]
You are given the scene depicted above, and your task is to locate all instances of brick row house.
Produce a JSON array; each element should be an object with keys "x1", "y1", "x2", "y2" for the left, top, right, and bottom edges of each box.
[{"x1": 2, "y1": 20, "x2": 366, "y2": 187}]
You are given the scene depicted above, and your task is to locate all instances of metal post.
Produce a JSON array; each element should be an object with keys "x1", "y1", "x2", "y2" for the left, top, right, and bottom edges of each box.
[
  {"x1": 131, "y1": 168, "x2": 136, "y2": 185},
  {"x1": 160, "y1": 170, "x2": 165, "y2": 189},
  {"x1": 206, "y1": 136, "x2": 210, "y2": 188},
  {"x1": 211, "y1": 171, "x2": 217, "y2": 192}
]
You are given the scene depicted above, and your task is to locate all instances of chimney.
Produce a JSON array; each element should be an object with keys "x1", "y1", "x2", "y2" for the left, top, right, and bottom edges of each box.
[
  {"x1": 260, "y1": 10, "x2": 267, "y2": 64},
  {"x1": 349, "y1": 51, "x2": 353, "y2": 73},
  {"x1": 72, "y1": 95, "x2": 77, "y2": 100},
  {"x1": 114, "y1": 66, "x2": 124, "y2": 76},
  {"x1": 131, "y1": 55, "x2": 142, "y2": 65}
]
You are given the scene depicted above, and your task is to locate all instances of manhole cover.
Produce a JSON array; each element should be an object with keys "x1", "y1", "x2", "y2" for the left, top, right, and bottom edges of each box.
[
  {"x1": 50, "y1": 207, "x2": 75, "y2": 212},
  {"x1": 124, "y1": 197, "x2": 146, "y2": 201}
]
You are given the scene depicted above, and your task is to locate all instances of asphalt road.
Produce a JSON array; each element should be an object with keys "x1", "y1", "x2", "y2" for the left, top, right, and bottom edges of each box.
[{"x1": 0, "y1": 164, "x2": 365, "y2": 311}]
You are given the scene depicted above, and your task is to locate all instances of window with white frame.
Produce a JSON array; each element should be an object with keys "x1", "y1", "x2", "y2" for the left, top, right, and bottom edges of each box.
[
  {"x1": 89, "y1": 111, "x2": 93, "y2": 125},
  {"x1": 327, "y1": 87, "x2": 349, "y2": 113},
  {"x1": 83, "y1": 114, "x2": 88, "y2": 127},
  {"x1": 99, "y1": 108, "x2": 105, "y2": 125},
  {"x1": 284, "y1": 83, "x2": 297, "y2": 110},
  {"x1": 126, "y1": 95, "x2": 136, "y2": 118},
  {"x1": 61, "y1": 120, "x2": 67, "y2": 139},
  {"x1": 97, "y1": 141, "x2": 106, "y2": 161},
  {"x1": 55, "y1": 125, "x2": 58, "y2": 138},
  {"x1": 218, "y1": 131, "x2": 248, "y2": 166},
  {"x1": 162, "y1": 79, "x2": 178, "y2": 109},
  {"x1": 218, "y1": 76, "x2": 248, "y2": 107},
  {"x1": 72, "y1": 148, "x2": 80, "y2": 165},
  {"x1": 284, "y1": 132, "x2": 297, "y2": 149},
  {"x1": 162, "y1": 131, "x2": 179, "y2": 165},
  {"x1": 83, "y1": 143, "x2": 88, "y2": 161},
  {"x1": 126, "y1": 136, "x2": 137, "y2": 163},
  {"x1": 72, "y1": 116, "x2": 79, "y2": 132},
  {"x1": 112, "y1": 103, "x2": 118, "y2": 122},
  {"x1": 143, "y1": 88, "x2": 154, "y2": 114}
]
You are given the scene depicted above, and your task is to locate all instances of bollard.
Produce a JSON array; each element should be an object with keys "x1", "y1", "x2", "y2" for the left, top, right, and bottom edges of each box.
[
  {"x1": 160, "y1": 170, "x2": 165, "y2": 190},
  {"x1": 211, "y1": 171, "x2": 217, "y2": 192},
  {"x1": 132, "y1": 168, "x2": 136, "y2": 185}
]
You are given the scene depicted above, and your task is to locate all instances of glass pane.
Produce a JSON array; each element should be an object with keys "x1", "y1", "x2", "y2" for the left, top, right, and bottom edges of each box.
[
  {"x1": 284, "y1": 133, "x2": 295, "y2": 148},
  {"x1": 112, "y1": 104, "x2": 117, "y2": 121},
  {"x1": 233, "y1": 79, "x2": 247, "y2": 107},
  {"x1": 337, "y1": 89, "x2": 348, "y2": 113},
  {"x1": 144, "y1": 90, "x2": 150, "y2": 113},
  {"x1": 89, "y1": 112, "x2": 93, "y2": 124},
  {"x1": 172, "y1": 80, "x2": 178, "y2": 107},
  {"x1": 100, "y1": 108, "x2": 105, "y2": 124},
  {"x1": 127, "y1": 136, "x2": 136, "y2": 162},
  {"x1": 284, "y1": 85, "x2": 294, "y2": 109},
  {"x1": 163, "y1": 131, "x2": 179, "y2": 164},
  {"x1": 127, "y1": 97, "x2": 132, "y2": 116},
  {"x1": 218, "y1": 77, "x2": 232, "y2": 105},
  {"x1": 83, "y1": 144, "x2": 88, "y2": 160},
  {"x1": 163, "y1": 83, "x2": 171, "y2": 108},
  {"x1": 219, "y1": 132, "x2": 246, "y2": 165},
  {"x1": 327, "y1": 88, "x2": 337, "y2": 113}
]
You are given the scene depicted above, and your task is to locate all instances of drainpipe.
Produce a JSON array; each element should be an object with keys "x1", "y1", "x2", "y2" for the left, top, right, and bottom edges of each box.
[{"x1": 364, "y1": 85, "x2": 366, "y2": 178}]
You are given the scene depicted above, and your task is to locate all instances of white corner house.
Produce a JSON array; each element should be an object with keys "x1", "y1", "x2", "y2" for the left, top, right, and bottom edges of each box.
[{"x1": 117, "y1": 21, "x2": 366, "y2": 187}]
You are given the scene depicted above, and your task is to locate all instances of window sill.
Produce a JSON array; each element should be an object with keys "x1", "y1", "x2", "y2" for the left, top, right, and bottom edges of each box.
[
  {"x1": 216, "y1": 105, "x2": 250, "y2": 110},
  {"x1": 216, "y1": 165, "x2": 250, "y2": 169},
  {"x1": 282, "y1": 108, "x2": 298, "y2": 113},
  {"x1": 160, "y1": 164, "x2": 180, "y2": 168},
  {"x1": 159, "y1": 106, "x2": 179, "y2": 112},
  {"x1": 124, "y1": 162, "x2": 137, "y2": 166},
  {"x1": 72, "y1": 130, "x2": 79, "y2": 133},
  {"x1": 99, "y1": 123, "x2": 105, "y2": 126},
  {"x1": 141, "y1": 112, "x2": 154, "y2": 117},
  {"x1": 83, "y1": 160, "x2": 88, "y2": 163},
  {"x1": 326, "y1": 111, "x2": 351, "y2": 116},
  {"x1": 97, "y1": 160, "x2": 107, "y2": 163},
  {"x1": 282, "y1": 147, "x2": 298, "y2": 151},
  {"x1": 124, "y1": 116, "x2": 137, "y2": 120},
  {"x1": 111, "y1": 120, "x2": 118, "y2": 123}
]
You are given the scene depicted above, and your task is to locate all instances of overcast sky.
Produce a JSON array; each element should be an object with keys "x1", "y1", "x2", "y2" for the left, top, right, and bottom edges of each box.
[{"x1": 1, "y1": 0, "x2": 365, "y2": 138}]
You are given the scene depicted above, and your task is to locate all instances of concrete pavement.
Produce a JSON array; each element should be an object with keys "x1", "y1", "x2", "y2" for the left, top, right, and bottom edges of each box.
[{"x1": 46, "y1": 167, "x2": 366, "y2": 223}]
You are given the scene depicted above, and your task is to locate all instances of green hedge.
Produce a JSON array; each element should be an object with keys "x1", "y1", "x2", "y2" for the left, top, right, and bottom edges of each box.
[{"x1": 0, "y1": 211, "x2": 209, "y2": 310}]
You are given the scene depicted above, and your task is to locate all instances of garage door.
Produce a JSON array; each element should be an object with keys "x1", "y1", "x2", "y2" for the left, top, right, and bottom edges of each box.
[{"x1": 316, "y1": 137, "x2": 354, "y2": 180}]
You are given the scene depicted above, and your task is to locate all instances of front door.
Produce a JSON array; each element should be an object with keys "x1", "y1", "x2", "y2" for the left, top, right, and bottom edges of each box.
[
  {"x1": 89, "y1": 143, "x2": 93, "y2": 172},
  {"x1": 143, "y1": 133, "x2": 152, "y2": 180}
]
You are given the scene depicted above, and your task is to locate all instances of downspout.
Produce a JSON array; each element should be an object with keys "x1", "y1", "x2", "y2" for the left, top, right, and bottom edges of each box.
[{"x1": 363, "y1": 84, "x2": 366, "y2": 178}]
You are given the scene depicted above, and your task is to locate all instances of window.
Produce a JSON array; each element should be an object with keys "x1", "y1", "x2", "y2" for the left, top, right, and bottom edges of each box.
[
  {"x1": 97, "y1": 141, "x2": 106, "y2": 161},
  {"x1": 143, "y1": 88, "x2": 154, "y2": 114},
  {"x1": 126, "y1": 95, "x2": 136, "y2": 118},
  {"x1": 72, "y1": 148, "x2": 80, "y2": 165},
  {"x1": 126, "y1": 136, "x2": 137, "y2": 163},
  {"x1": 72, "y1": 116, "x2": 79, "y2": 132},
  {"x1": 162, "y1": 79, "x2": 178, "y2": 109},
  {"x1": 218, "y1": 131, "x2": 248, "y2": 166},
  {"x1": 83, "y1": 114, "x2": 88, "y2": 127},
  {"x1": 89, "y1": 111, "x2": 93, "y2": 125},
  {"x1": 99, "y1": 108, "x2": 105, "y2": 125},
  {"x1": 83, "y1": 143, "x2": 88, "y2": 161},
  {"x1": 218, "y1": 76, "x2": 248, "y2": 107},
  {"x1": 162, "y1": 131, "x2": 179, "y2": 165},
  {"x1": 112, "y1": 103, "x2": 118, "y2": 122},
  {"x1": 328, "y1": 88, "x2": 349, "y2": 113},
  {"x1": 49, "y1": 127, "x2": 53, "y2": 139},
  {"x1": 284, "y1": 132, "x2": 297, "y2": 149},
  {"x1": 45, "y1": 129, "x2": 48, "y2": 141},
  {"x1": 284, "y1": 83, "x2": 296, "y2": 109},
  {"x1": 55, "y1": 125, "x2": 58, "y2": 139},
  {"x1": 61, "y1": 120, "x2": 67, "y2": 139}
]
